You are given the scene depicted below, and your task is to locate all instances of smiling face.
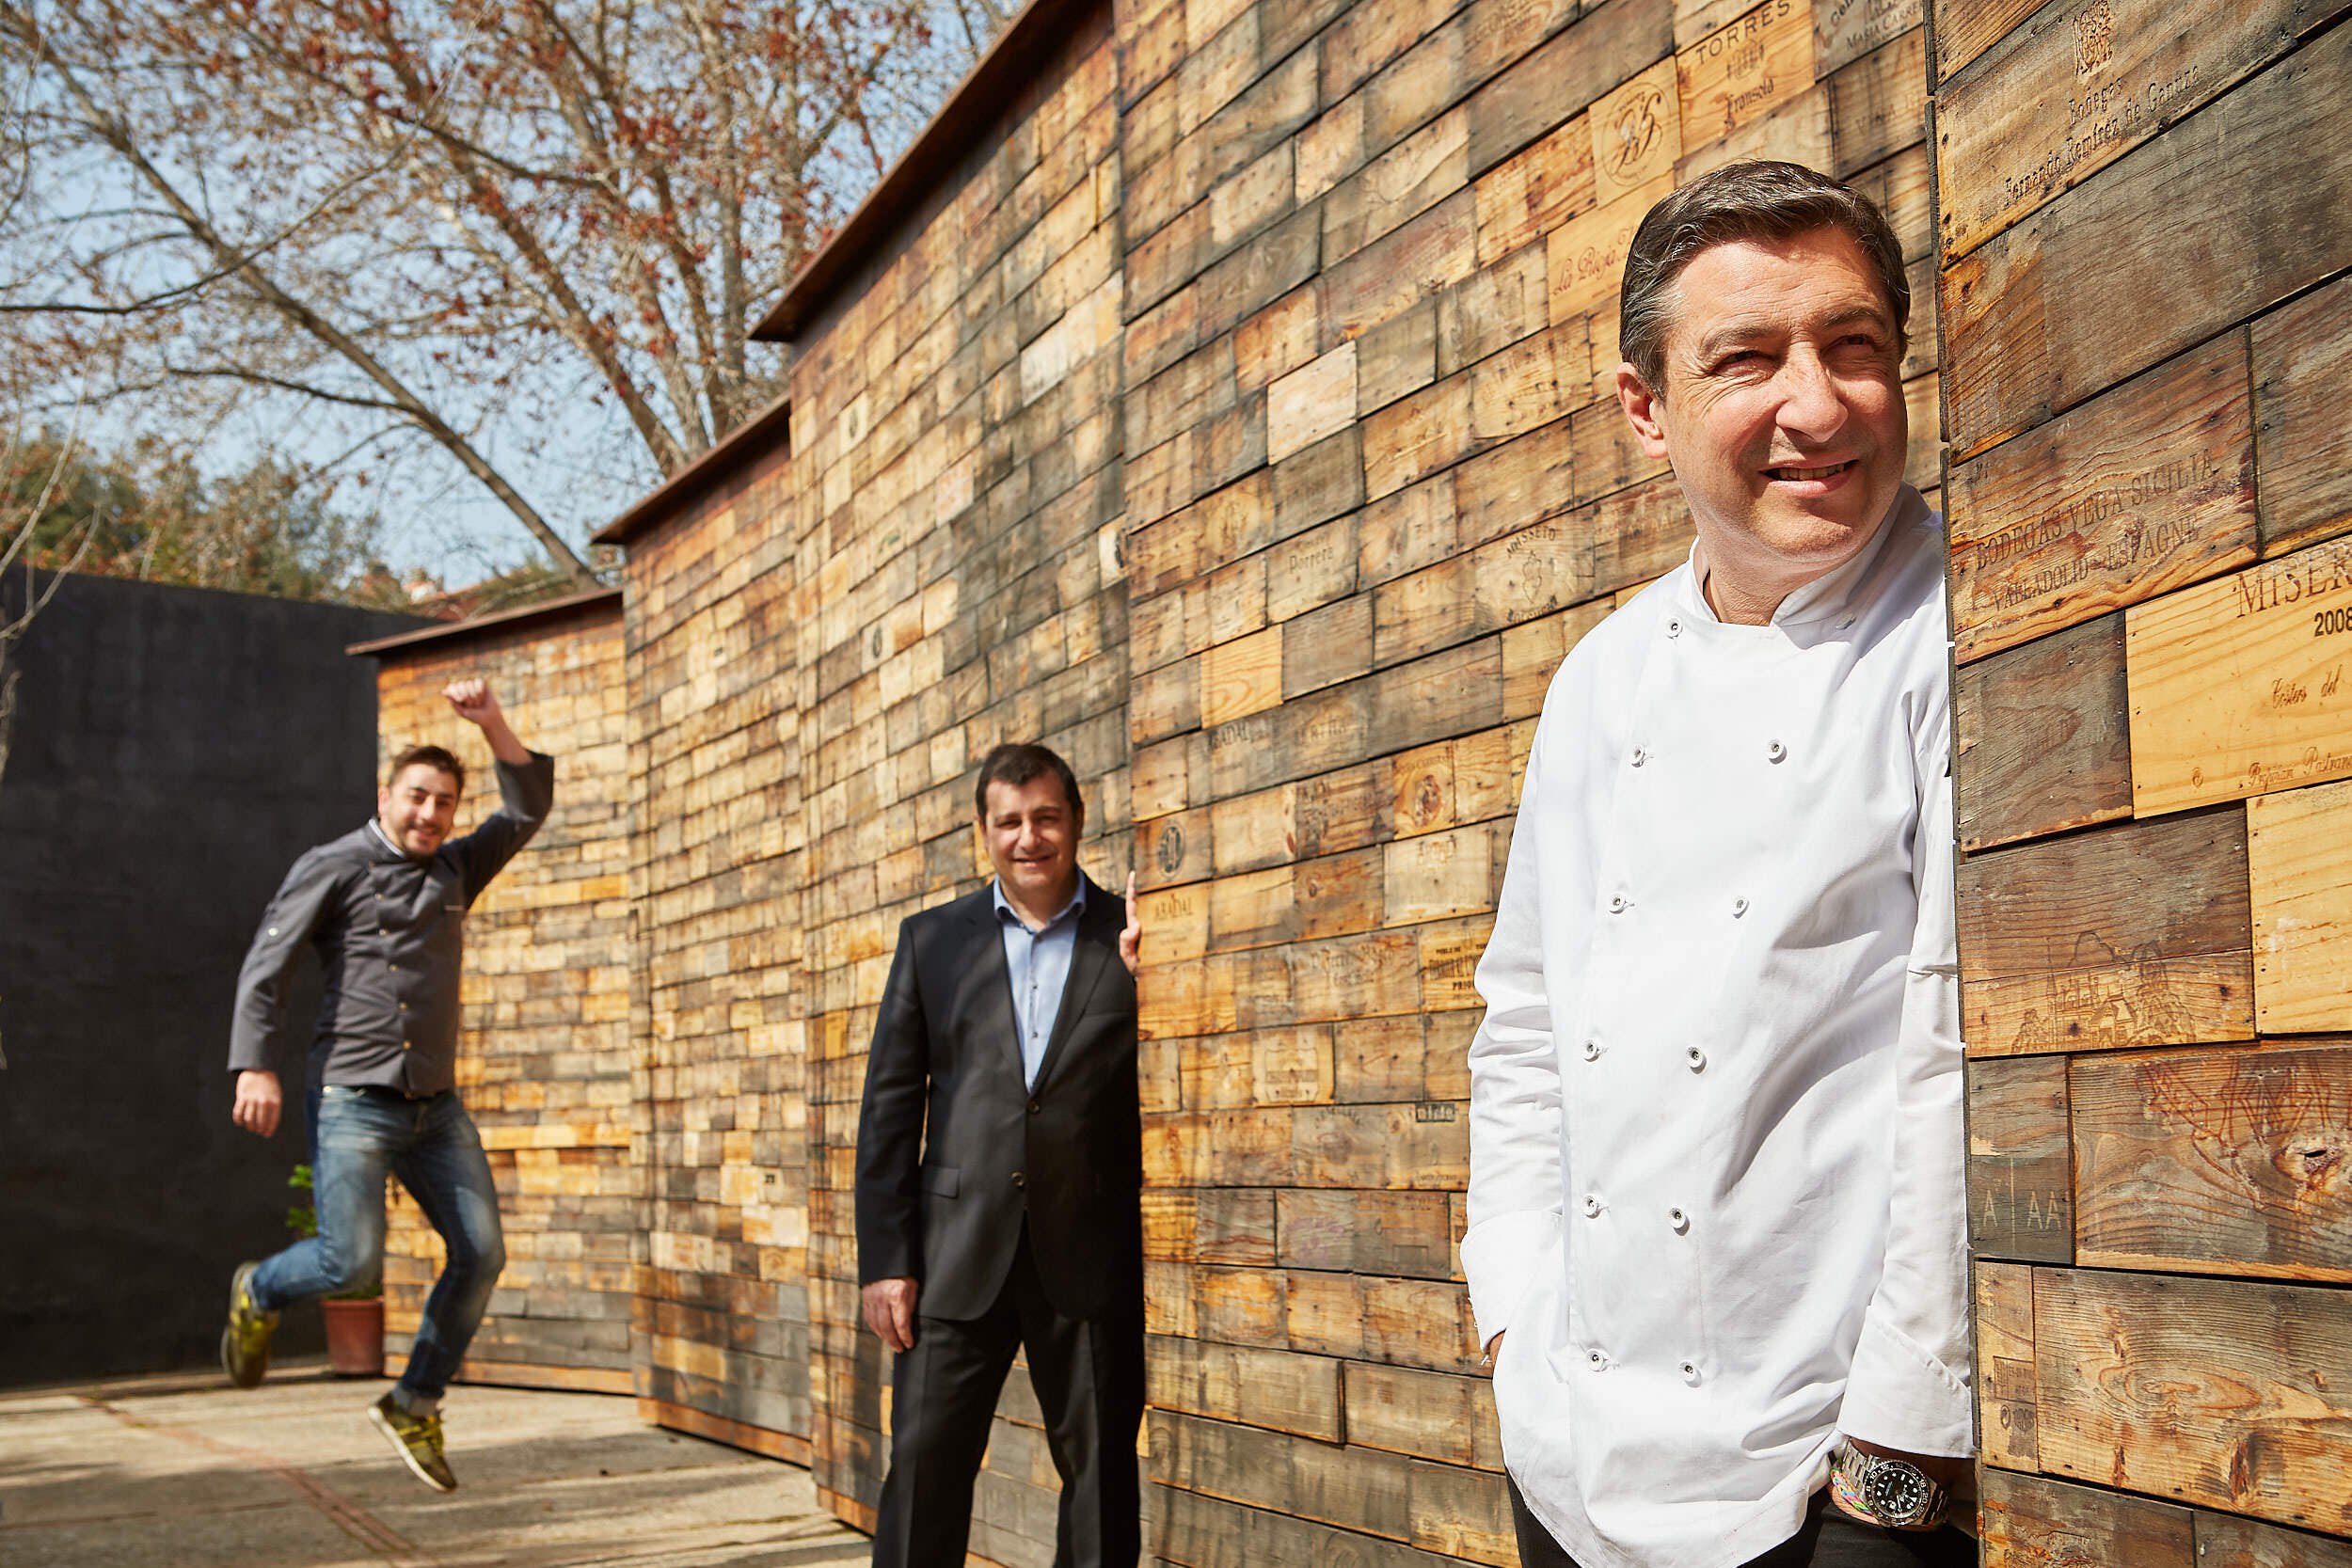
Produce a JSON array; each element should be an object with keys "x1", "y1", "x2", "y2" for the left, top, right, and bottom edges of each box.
[
  {"x1": 1616, "y1": 226, "x2": 1908, "y2": 618},
  {"x1": 378, "y1": 763, "x2": 461, "y2": 857},
  {"x1": 980, "y1": 773, "x2": 1082, "y2": 915}
]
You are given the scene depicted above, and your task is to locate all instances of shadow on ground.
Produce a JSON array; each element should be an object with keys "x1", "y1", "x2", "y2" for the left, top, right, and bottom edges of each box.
[{"x1": 0, "y1": 1363, "x2": 868, "y2": 1568}]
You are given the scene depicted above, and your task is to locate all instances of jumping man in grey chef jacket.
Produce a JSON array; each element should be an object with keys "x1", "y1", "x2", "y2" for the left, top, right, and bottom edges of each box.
[{"x1": 219, "y1": 678, "x2": 552, "y2": 1494}]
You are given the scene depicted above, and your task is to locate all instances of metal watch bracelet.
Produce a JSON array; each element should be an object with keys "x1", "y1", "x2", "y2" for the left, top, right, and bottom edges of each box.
[{"x1": 1829, "y1": 1441, "x2": 1951, "y2": 1529}]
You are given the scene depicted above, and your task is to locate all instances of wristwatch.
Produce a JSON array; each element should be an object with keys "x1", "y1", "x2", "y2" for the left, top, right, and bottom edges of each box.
[{"x1": 1830, "y1": 1440, "x2": 1950, "y2": 1528}]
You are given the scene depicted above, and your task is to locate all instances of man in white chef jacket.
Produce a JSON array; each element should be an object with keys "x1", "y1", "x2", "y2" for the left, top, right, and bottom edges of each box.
[{"x1": 1465, "y1": 160, "x2": 1974, "y2": 1568}]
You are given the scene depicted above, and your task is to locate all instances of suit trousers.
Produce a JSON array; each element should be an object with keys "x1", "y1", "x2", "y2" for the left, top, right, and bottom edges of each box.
[
  {"x1": 1507, "y1": 1478, "x2": 1975, "y2": 1568},
  {"x1": 870, "y1": 1226, "x2": 1143, "y2": 1568}
]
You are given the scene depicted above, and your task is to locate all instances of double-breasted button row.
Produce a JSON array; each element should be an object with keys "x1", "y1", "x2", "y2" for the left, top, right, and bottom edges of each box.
[
  {"x1": 1578, "y1": 1039, "x2": 1706, "y2": 1069},
  {"x1": 1582, "y1": 1349, "x2": 1699, "y2": 1382},
  {"x1": 1581, "y1": 1195, "x2": 1693, "y2": 1234}
]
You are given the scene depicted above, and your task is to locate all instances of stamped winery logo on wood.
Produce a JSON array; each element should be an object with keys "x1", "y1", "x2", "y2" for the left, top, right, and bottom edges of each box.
[{"x1": 2126, "y1": 536, "x2": 2352, "y2": 815}]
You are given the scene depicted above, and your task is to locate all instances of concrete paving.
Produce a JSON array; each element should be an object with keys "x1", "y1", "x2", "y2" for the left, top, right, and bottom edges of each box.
[{"x1": 0, "y1": 1362, "x2": 870, "y2": 1568}]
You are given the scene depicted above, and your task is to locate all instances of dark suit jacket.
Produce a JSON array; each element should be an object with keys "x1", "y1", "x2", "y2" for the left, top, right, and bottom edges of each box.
[{"x1": 854, "y1": 873, "x2": 1141, "y2": 1323}]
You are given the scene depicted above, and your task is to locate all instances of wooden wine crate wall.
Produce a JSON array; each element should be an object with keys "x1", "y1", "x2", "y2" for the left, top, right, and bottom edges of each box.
[
  {"x1": 602, "y1": 411, "x2": 818, "y2": 1461},
  {"x1": 775, "y1": 8, "x2": 1136, "y2": 1560},
  {"x1": 1935, "y1": 0, "x2": 2352, "y2": 1554},
  {"x1": 365, "y1": 597, "x2": 639, "y2": 1394},
  {"x1": 1111, "y1": 0, "x2": 1936, "y2": 1557}
]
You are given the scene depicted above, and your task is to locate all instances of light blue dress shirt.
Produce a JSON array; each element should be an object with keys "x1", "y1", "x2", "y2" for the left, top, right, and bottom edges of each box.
[{"x1": 993, "y1": 878, "x2": 1086, "y2": 1090}]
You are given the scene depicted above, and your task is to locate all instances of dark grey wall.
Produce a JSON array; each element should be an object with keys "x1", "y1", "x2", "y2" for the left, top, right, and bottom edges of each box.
[{"x1": 0, "y1": 571, "x2": 424, "y2": 1386}]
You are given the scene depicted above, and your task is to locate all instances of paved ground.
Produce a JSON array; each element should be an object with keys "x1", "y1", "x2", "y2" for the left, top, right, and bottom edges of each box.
[{"x1": 0, "y1": 1362, "x2": 869, "y2": 1568}]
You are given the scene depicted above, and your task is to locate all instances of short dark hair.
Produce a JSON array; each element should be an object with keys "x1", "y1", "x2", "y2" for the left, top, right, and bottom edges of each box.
[
  {"x1": 974, "y1": 742, "x2": 1082, "y2": 823},
  {"x1": 1618, "y1": 160, "x2": 1909, "y2": 395},
  {"x1": 388, "y1": 743, "x2": 466, "y2": 795}
]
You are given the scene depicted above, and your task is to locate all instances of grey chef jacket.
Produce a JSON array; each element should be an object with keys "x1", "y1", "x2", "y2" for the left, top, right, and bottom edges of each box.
[{"x1": 227, "y1": 752, "x2": 555, "y2": 1096}]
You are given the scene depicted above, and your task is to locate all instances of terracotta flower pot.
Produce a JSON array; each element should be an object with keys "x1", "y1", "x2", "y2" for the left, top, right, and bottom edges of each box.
[{"x1": 321, "y1": 1296, "x2": 387, "y2": 1376}]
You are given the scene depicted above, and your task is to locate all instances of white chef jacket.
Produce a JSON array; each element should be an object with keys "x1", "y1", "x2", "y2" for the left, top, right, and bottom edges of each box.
[{"x1": 1463, "y1": 487, "x2": 1972, "y2": 1568}]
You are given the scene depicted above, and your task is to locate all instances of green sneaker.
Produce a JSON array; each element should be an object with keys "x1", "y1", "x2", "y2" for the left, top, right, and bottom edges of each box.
[
  {"x1": 369, "y1": 1391, "x2": 457, "y2": 1492},
  {"x1": 219, "y1": 1262, "x2": 278, "y2": 1388}
]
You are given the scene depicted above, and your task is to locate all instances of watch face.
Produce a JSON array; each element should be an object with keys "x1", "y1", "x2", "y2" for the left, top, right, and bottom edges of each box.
[{"x1": 1866, "y1": 1461, "x2": 1932, "y2": 1527}]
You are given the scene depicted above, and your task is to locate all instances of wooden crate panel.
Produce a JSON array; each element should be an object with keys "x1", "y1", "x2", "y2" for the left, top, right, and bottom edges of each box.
[
  {"x1": 2033, "y1": 1269, "x2": 2352, "y2": 1533},
  {"x1": 2253, "y1": 276, "x2": 2352, "y2": 559},
  {"x1": 1677, "y1": 0, "x2": 1814, "y2": 149},
  {"x1": 1589, "y1": 57, "x2": 1683, "y2": 205},
  {"x1": 2073, "y1": 1042, "x2": 2352, "y2": 1279},
  {"x1": 2197, "y1": 1514, "x2": 2352, "y2": 1568},
  {"x1": 2249, "y1": 778, "x2": 2352, "y2": 1033},
  {"x1": 1981, "y1": 1468, "x2": 2194, "y2": 1568},
  {"x1": 1955, "y1": 808, "x2": 2255, "y2": 1056},
  {"x1": 1941, "y1": 25, "x2": 2352, "y2": 461},
  {"x1": 1953, "y1": 611, "x2": 2133, "y2": 851},
  {"x1": 1935, "y1": 0, "x2": 2343, "y2": 261},
  {"x1": 1967, "y1": 1055, "x2": 2074, "y2": 1263},
  {"x1": 2124, "y1": 535, "x2": 2352, "y2": 816},
  {"x1": 1975, "y1": 1260, "x2": 2040, "y2": 1471},
  {"x1": 1947, "y1": 329, "x2": 2256, "y2": 663}
]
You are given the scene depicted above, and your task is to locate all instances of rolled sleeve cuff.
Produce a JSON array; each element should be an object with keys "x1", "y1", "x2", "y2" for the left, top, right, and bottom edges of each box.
[
  {"x1": 1460, "y1": 1209, "x2": 1563, "y2": 1348},
  {"x1": 1840, "y1": 1310, "x2": 1975, "y2": 1457}
]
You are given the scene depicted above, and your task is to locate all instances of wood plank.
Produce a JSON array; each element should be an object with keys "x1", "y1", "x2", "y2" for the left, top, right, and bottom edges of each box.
[
  {"x1": 1981, "y1": 1468, "x2": 2195, "y2": 1568},
  {"x1": 1590, "y1": 473, "x2": 1694, "y2": 594},
  {"x1": 1967, "y1": 1054, "x2": 2074, "y2": 1263},
  {"x1": 1363, "y1": 375, "x2": 1481, "y2": 501},
  {"x1": 1589, "y1": 56, "x2": 1683, "y2": 206},
  {"x1": 2249, "y1": 778, "x2": 2352, "y2": 1033},
  {"x1": 1938, "y1": 0, "x2": 2343, "y2": 261},
  {"x1": 1941, "y1": 26, "x2": 2352, "y2": 460},
  {"x1": 1267, "y1": 343, "x2": 1360, "y2": 464},
  {"x1": 641, "y1": 1397, "x2": 815, "y2": 1464},
  {"x1": 1974, "y1": 1260, "x2": 2040, "y2": 1470},
  {"x1": 1547, "y1": 175, "x2": 1674, "y2": 325},
  {"x1": 1470, "y1": 322, "x2": 1590, "y2": 442},
  {"x1": 1826, "y1": 28, "x2": 1927, "y2": 178},
  {"x1": 2034, "y1": 1269, "x2": 2352, "y2": 1533},
  {"x1": 1955, "y1": 807, "x2": 2255, "y2": 1056},
  {"x1": 2253, "y1": 276, "x2": 2352, "y2": 559},
  {"x1": 1277, "y1": 1188, "x2": 1459, "y2": 1277},
  {"x1": 1815, "y1": 0, "x2": 1919, "y2": 76},
  {"x1": 1385, "y1": 823, "x2": 1497, "y2": 925},
  {"x1": 2074, "y1": 1042, "x2": 2352, "y2": 1280},
  {"x1": 1933, "y1": 0, "x2": 2041, "y2": 84},
  {"x1": 1200, "y1": 626, "x2": 1285, "y2": 727},
  {"x1": 1471, "y1": 114, "x2": 1597, "y2": 267},
  {"x1": 1438, "y1": 243, "x2": 1550, "y2": 378},
  {"x1": 1404, "y1": 1459, "x2": 1515, "y2": 1561},
  {"x1": 1343, "y1": 1362, "x2": 1506, "y2": 1469},
  {"x1": 1153, "y1": 1408, "x2": 1419, "y2": 1542},
  {"x1": 1848, "y1": 142, "x2": 1935, "y2": 262},
  {"x1": 1464, "y1": 0, "x2": 1675, "y2": 176},
  {"x1": 1947, "y1": 320, "x2": 2256, "y2": 663},
  {"x1": 1145, "y1": 1333, "x2": 1343, "y2": 1440},
  {"x1": 1357, "y1": 300, "x2": 1439, "y2": 416},
  {"x1": 1453, "y1": 419, "x2": 1577, "y2": 550},
  {"x1": 2198, "y1": 1513, "x2": 2352, "y2": 1568},
  {"x1": 1152, "y1": 1482, "x2": 1468, "y2": 1568},
  {"x1": 1265, "y1": 516, "x2": 1359, "y2": 626},
  {"x1": 1675, "y1": 74, "x2": 1831, "y2": 182},
  {"x1": 1676, "y1": 0, "x2": 1815, "y2": 152},
  {"x1": 1954, "y1": 612, "x2": 2134, "y2": 852},
  {"x1": 2124, "y1": 534, "x2": 2352, "y2": 816}
]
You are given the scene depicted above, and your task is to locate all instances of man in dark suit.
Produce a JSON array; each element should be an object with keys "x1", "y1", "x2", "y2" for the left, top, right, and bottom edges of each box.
[{"x1": 855, "y1": 741, "x2": 1143, "y2": 1568}]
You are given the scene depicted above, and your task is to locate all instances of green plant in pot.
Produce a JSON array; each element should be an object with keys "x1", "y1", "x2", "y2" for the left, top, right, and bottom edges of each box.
[{"x1": 288, "y1": 1164, "x2": 387, "y2": 1377}]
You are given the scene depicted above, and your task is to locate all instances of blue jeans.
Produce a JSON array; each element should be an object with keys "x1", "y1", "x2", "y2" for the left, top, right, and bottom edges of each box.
[{"x1": 249, "y1": 1085, "x2": 505, "y2": 1402}]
